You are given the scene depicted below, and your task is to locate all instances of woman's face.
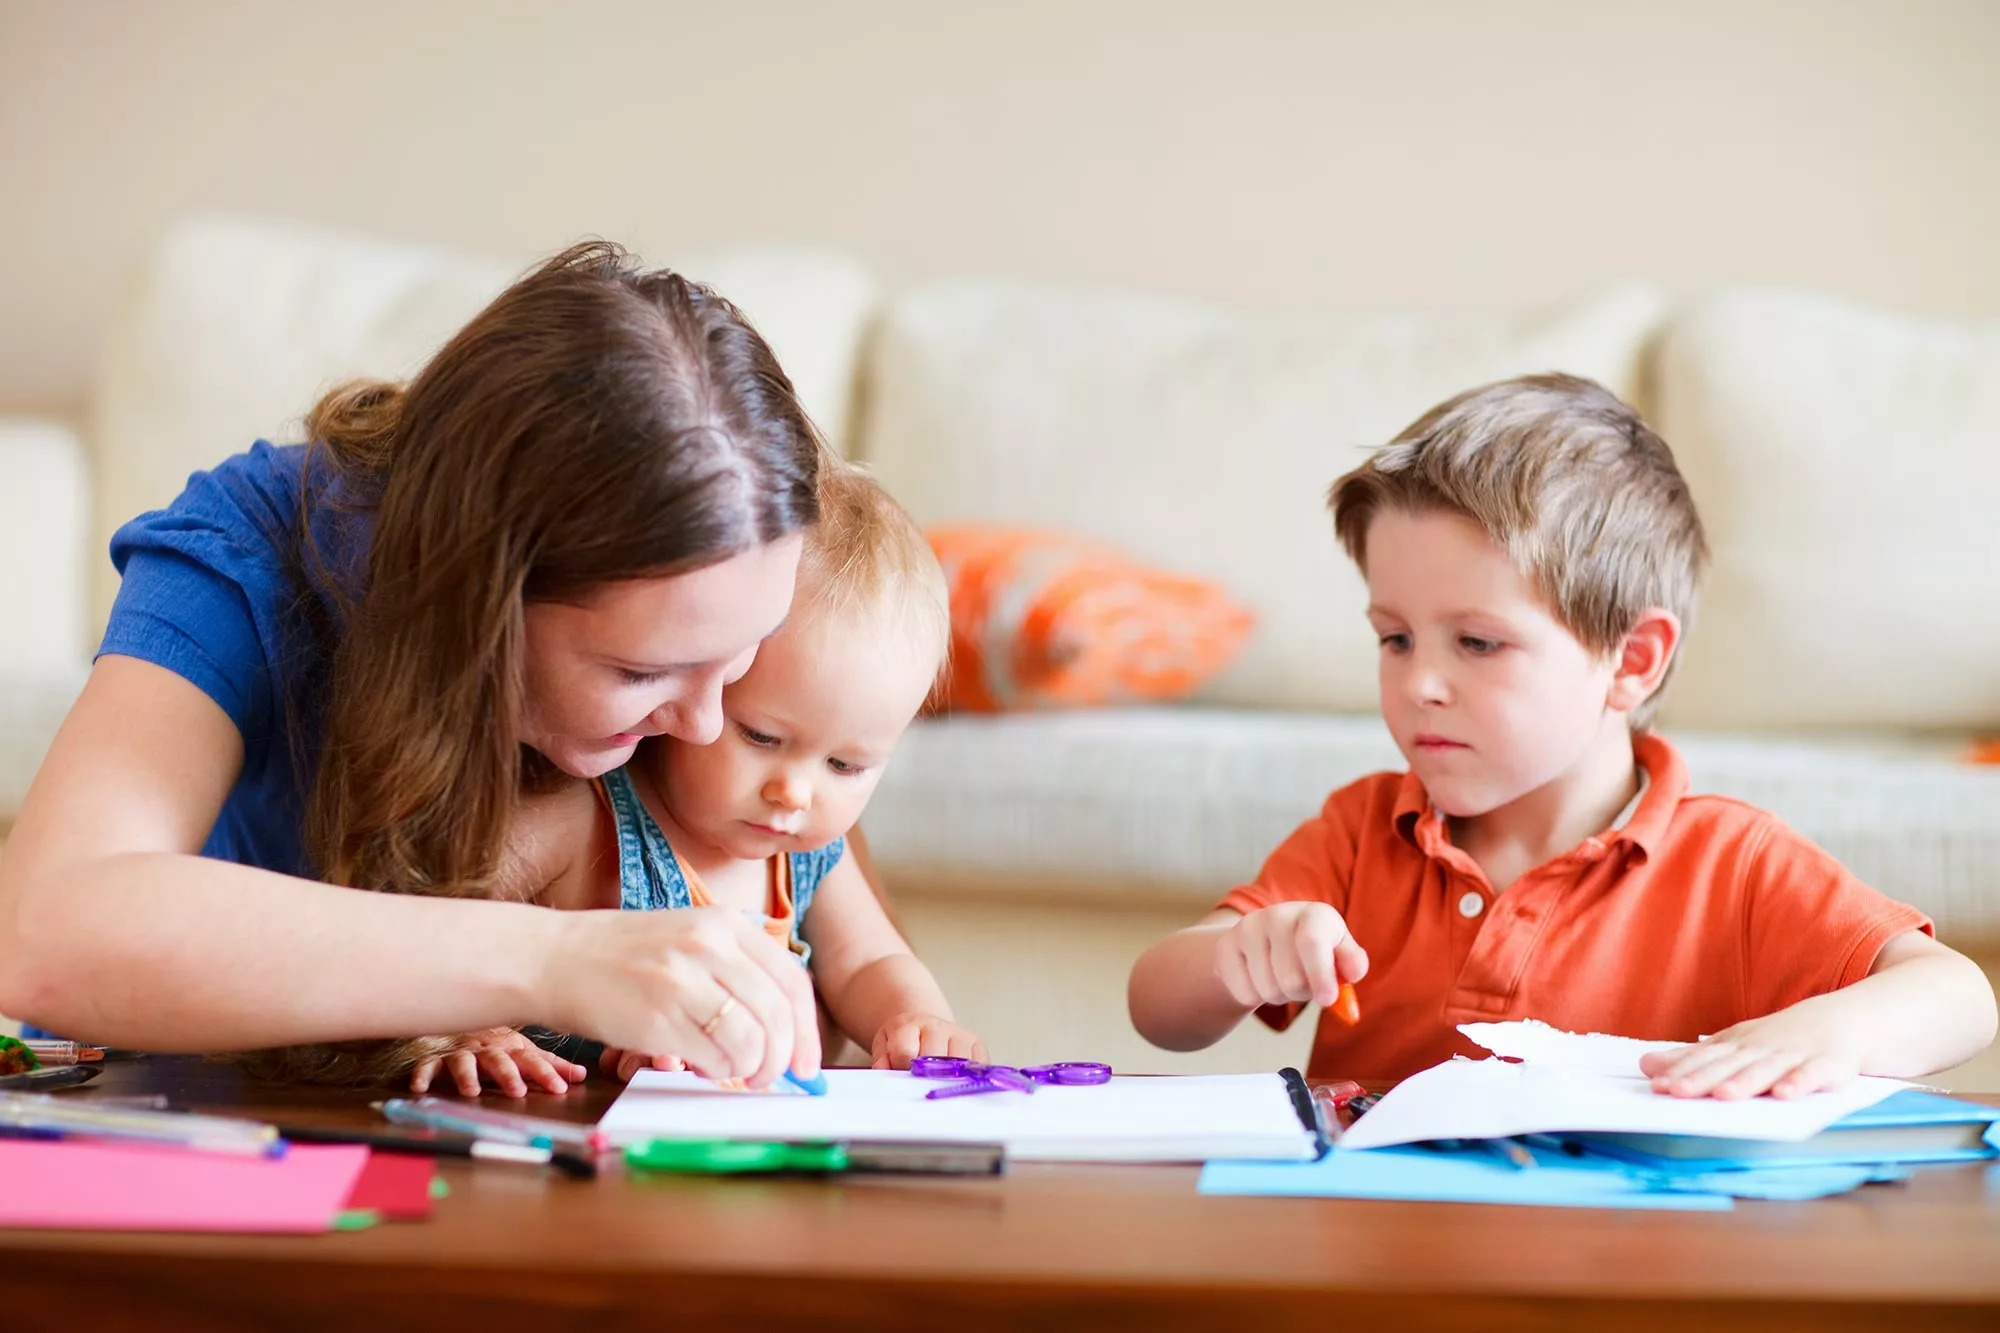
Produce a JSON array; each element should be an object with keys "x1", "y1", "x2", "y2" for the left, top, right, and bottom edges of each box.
[{"x1": 519, "y1": 534, "x2": 804, "y2": 779}]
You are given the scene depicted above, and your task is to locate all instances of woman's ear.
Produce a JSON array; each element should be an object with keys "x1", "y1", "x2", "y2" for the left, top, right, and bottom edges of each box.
[{"x1": 1607, "y1": 608, "x2": 1681, "y2": 715}]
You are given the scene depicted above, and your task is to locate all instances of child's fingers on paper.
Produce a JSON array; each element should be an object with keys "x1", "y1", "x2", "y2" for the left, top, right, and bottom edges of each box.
[
  {"x1": 869, "y1": 1027, "x2": 891, "y2": 1070},
  {"x1": 1711, "y1": 1050, "x2": 1809, "y2": 1101},
  {"x1": 1643, "y1": 1038, "x2": 1733, "y2": 1084},
  {"x1": 1772, "y1": 1053, "x2": 1852, "y2": 1099},
  {"x1": 914, "y1": 1022, "x2": 957, "y2": 1059},
  {"x1": 951, "y1": 1030, "x2": 986, "y2": 1062},
  {"x1": 1636, "y1": 1047, "x2": 1683, "y2": 1079},
  {"x1": 1659, "y1": 1044, "x2": 1766, "y2": 1098},
  {"x1": 884, "y1": 1022, "x2": 924, "y2": 1069},
  {"x1": 653, "y1": 1053, "x2": 686, "y2": 1072},
  {"x1": 616, "y1": 1050, "x2": 649, "y2": 1082}
]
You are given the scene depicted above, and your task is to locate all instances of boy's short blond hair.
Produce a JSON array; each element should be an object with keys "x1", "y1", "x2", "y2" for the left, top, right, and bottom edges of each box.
[
  {"x1": 1329, "y1": 373, "x2": 1708, "y2": 728},
  {"x1": 797, "y1": 453, "x2": 951, "y2": 669}
]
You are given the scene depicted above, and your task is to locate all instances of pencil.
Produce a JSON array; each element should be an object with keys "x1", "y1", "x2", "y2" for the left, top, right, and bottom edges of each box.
[
  {"x1": 23, "y1": 1041, "x2": 107, "y2": 1067},
  {"x1": 277, "y1": 1124, "x2": 599, "y2": 1179}
]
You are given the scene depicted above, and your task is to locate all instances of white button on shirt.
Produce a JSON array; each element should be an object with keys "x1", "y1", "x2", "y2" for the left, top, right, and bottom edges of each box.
[{"x1": 1457, "y1": 890, "x2": 1486, "y2": 919}]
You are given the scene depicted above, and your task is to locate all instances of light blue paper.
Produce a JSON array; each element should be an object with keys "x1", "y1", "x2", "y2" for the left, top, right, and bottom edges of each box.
[
  {"x1": 1645, "y1": 1164, "x2": 1905, "y2": 1201},
  {"x1": 1198, "y1": 1143, "x2": 1734, "y2": 1210}
]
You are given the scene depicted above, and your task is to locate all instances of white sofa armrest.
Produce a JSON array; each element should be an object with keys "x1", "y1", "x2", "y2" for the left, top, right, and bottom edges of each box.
[{"x1": 0, "y1": 416, "x2": 91, "y2": 674}]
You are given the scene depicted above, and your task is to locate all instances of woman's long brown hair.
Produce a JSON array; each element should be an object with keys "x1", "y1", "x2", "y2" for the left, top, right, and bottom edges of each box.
[{"x1": 235, "y1": 241, "x2": 823, "y2": 1084}]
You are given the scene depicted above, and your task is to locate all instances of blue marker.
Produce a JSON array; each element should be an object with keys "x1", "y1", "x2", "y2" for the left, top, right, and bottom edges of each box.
[{"x1": 782, "y1": 1068, "x2": 829, "y2": 1097}]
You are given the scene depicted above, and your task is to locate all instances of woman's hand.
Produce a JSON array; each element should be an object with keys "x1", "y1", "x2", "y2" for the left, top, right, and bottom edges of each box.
[
  {"x1": 869, "y1": 1013, "x2": 987, "y2": 1069},
  {"x1": 543, "y1": 906, "x2": 821, "y2": 1090},
  {"x1": 408, "y1": 1027, "x2": 588, "y2": 1098}
]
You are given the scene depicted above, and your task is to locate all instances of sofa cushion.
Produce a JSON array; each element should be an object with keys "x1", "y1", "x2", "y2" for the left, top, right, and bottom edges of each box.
[
  {"x1": 855, "y1": 280, "x2": 1667, "y2": 713},
  {"x1": 0, "y1": 418, "x2": 89, "y2": 673},
  {"x1": 863, "y1": 710, "x2": 2000, "y2": 942},
  {"x1": 1657, "y1": 290, "x2": 2000, "y2": 731},
  {"x1": 86, "y1": 216, "x2": 878, "y2": 635},
  {"x1": 926, "y1": 525, "x2": 1254, "y2": 711}
]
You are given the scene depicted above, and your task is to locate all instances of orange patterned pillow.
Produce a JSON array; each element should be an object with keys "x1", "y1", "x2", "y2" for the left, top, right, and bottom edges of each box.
[{"x1": 926, "y1": 526, "x2": 1254, "y2": 712}]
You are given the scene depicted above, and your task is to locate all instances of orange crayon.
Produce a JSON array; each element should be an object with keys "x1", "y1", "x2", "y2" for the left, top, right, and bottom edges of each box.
[{"x1": 1332, "y1": 983, "x2": 1362, "y2": 1026}]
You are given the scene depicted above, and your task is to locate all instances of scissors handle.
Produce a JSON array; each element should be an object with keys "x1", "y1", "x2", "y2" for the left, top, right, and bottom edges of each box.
[{"x1": 1021, "y1": 1062, "x2": 1113, "y2": 1086}]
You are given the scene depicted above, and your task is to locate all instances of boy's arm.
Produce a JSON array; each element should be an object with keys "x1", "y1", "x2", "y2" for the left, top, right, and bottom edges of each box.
[
  {"x1": 1844, "y1": 932, "x2": 1997, "y2": 1074},
  {"x1": 1642, "y1": 930, "x2": 1998, "y2": 1098},
  {"x1": 1129, "y1": 789, "x2": 1370, "y2": 1055},
  {"x1": 800, "y1": 852, "x2": 982, "y2": 1066},
  {"x1": 1127, "y1": 910, "x2": 1254, "y2": 1052}
]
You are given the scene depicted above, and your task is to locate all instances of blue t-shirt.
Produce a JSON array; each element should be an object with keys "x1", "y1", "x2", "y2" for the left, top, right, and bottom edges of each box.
[{"x1": 99, "y1": 442, "x2": 356, "y2": 880}]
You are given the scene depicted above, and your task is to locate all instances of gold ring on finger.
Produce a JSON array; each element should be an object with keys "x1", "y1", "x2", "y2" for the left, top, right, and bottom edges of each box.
[{"x1": 699, "y1": 994, "x2": 738, "y2": 1038}]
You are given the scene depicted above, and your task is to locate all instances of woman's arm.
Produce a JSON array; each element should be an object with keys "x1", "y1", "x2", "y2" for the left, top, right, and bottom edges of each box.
[
  {"x1": 0, "y1": 657, "x2": 821, "y2": 1089},
  {"x1": 0, "y1": 656, "x2": 564, "y2": 1046}
]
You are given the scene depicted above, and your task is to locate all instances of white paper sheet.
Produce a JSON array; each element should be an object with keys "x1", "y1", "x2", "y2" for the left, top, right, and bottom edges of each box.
[
  {"x1": 1337, "y1": 1020, "x2": 1907, "y2": 1151},
  {"x1": 596, "y1": 1069, "x2": 1321, "y2": 1163}
]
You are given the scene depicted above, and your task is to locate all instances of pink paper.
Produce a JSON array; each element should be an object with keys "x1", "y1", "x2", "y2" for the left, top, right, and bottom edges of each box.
[{"x1": 0, "y1": 1139, "x2": 371, "y2": 1233}]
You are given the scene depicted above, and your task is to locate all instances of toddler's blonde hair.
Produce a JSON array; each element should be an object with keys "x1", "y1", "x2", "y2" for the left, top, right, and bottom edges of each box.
[{"x1": 797, "y1": 452, "x2": 950, "y2": 672}]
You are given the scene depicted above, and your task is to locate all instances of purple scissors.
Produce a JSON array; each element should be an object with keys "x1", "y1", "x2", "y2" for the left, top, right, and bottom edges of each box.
[{"x1": 910, "y1": 1056, "x2": 1113, "y2": 1100}]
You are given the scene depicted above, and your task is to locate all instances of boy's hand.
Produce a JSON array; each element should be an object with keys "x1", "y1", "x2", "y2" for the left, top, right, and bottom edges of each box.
[
  {"x1": 408, "y1": 1027, "x2": 588, "y2": 1098},
  {"x1": 1214, "y1": 902, "x2": 1370, "y2": 1010},
  {"x1": 870, "y1": 1012, "x2": 987, "y2": 1069},
  {"x1": 1638, "y1": 1011, "x2": 1863, "y2": 1100},
  {"x1": 599, "y1": 1047, "x2": 689, "y2": 1082}
]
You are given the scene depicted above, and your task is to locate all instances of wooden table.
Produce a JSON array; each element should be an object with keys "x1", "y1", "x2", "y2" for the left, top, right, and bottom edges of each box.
[{"x1": 4, "y1": 1058, "x2": 1998, "y2": 1331}]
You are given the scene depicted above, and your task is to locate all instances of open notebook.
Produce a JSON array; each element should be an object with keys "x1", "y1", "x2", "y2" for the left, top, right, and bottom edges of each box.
[{"x1": 596, "y1": 1069, "x2": 1325, "y2": 1163}]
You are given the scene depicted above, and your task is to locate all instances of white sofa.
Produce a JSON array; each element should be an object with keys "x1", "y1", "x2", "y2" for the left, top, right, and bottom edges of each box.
[{"x1": 4, "y1": 217, "x2": 1997, "y2": 1078}]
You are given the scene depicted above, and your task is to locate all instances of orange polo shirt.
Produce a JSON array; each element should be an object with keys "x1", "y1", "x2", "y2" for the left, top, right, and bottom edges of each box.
[{"x1": 1218, "y1": 733, "x2": 1932, "y2": 1084}]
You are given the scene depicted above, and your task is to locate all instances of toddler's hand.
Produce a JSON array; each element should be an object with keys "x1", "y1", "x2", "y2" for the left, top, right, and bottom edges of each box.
[
  {"x1": 1215, "y1": 902, "x2": 1369, "y2": 1011},
  {"x1": 870, "y1": 1013, "x2": 987, "y2": 1069},
  {"x1": 599, "y1": 1047, "x2": 689, "y2": 1082},
  {"x1": 408, "y1": 1027, "x2": 588, "y2": 1098},
  {"x1": 1638, "y1": 1011, "x2": 1863, "y2": 1100}
]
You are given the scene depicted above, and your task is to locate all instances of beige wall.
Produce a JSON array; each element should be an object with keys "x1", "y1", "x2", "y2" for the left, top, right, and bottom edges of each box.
[{"x1": 3, "y1": 0, "x2": 1998, "y2": 417}]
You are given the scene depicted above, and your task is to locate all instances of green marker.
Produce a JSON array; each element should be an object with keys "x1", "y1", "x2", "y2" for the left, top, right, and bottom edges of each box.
[{"x1": 624, "y1": 1138, "x2": 1005, "y2": 1176}]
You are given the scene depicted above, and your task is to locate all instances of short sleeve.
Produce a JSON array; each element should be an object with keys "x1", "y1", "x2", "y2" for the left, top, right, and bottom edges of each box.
[
  {"x1": 96, "y1": 445, "x2": 311, "y2": 745},
  {"x1": 1216, "y1": 784, "x2": 1367, "y2": 1033},
  {"x1": 1741, "y1": 817, "x2": 1934, "y2": 1017},
  {"x1": 1217, "y1": 788, "x2": 1363, "y2": 919},
  {"x1": 99, "y1": 543, "x2": 274, "y2": 736}
]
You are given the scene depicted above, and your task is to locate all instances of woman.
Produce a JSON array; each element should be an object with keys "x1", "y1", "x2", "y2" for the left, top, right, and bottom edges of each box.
[{"x1": 0, "y1": 242, "x2": 828, "y2": 1091}]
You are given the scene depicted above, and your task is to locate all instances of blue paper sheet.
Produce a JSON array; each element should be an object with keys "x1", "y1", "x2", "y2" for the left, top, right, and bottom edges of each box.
[{"x1": 1199, "y1": 1143, "x2": 1735, "y2": 1210}]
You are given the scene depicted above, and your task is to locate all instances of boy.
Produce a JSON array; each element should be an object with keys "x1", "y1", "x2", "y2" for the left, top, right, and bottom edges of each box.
[{"x1": 1128, "y1": 374, "x2": 1996, "y2": 1099}]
